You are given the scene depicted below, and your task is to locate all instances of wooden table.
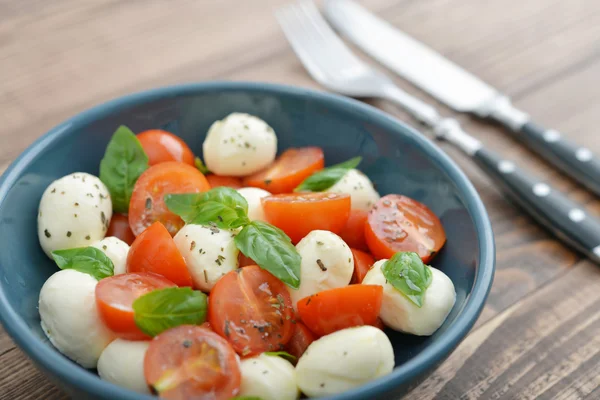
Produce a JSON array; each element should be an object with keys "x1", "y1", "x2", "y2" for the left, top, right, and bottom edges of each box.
[{"x1": 1, "y1": 0, "x2": 600, "y2": 398}]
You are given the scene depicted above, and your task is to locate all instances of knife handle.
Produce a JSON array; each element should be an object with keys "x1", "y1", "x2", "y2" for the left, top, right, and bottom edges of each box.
[
  {"x1": 472, "y1": 146, "x2": 600, "y2": 263},
  {"x1": 515, "y1": 121, "x2": 600, "y2": 196}
]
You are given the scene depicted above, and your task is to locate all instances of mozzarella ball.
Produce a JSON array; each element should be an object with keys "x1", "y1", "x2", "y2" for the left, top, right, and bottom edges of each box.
[
  {"x1": 173, "y1": 224, "x2": 239, "y2": 292},
  {"x1": 98, "y1": 339, "x2": 150, "y2": 394},
  {"x1": 239, "y1": 353, "x2": 299, "y2": 400},
  {"x1": 362, "y1": 260, "x2": 456, "y2": 336},
  {"x1": 91, "y1": 236, "x2": 129, "y2": 275},
  {"x1": 288, "y1": 230, "x2": 354, "y2": 309},
  {"x1": 237, "y1": 187, "x2": 271, "y2": 222},
  {"x1": 39, "y1": 269, "x2": 114, "y2": 368},
  {"x1": 326, "y1": 169, "x2": 379, "y2": 212},
  {"x1": 203, "y1": 113, "x2": 277, "y2": 176},
  {"x1": 37, "y1": 172, "x2": 112, "y2": 258},
  {"x1": 296, "y1": 326, "x2": 394, "y2": 397}
]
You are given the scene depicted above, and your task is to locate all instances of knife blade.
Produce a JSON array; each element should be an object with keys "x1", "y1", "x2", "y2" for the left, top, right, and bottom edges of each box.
[{"x1": 324, "y1": 0, "x2": 600, "y2": 197}]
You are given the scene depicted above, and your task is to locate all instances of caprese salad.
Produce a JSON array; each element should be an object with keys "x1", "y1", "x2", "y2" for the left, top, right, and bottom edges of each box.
[{"x1": 36, "y1": 112, "x2": 456, "y2": 399}]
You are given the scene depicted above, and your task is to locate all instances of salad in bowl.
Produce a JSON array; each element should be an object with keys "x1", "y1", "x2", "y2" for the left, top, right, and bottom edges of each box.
[{"x1": 35, "y1": 111, "x2": 456, "y2": 400}]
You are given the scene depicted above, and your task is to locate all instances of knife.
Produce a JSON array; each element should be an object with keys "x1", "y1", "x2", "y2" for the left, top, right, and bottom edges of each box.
[{"x1": 323, "y1": 0, "x2": 600, "y2": 197}]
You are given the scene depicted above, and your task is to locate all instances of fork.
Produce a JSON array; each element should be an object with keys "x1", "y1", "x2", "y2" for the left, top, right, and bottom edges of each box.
[{"x1": 276, "y1": 0, "x2": 600, "y2": 264}]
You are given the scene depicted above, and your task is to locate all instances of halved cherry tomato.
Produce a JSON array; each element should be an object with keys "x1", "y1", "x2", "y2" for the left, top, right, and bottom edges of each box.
[
  {"x1": 208, "y1": 265, "x2": 294, "y2": 356},
  {"x1": 297, "y1": 285, "x2": 383, "y2": 337},
  {"x1": 244, "y1": 147, "x2": 324, "y2": 194},
  {"x1": 137, "y1": 129, "x2": 195, "y2": 166},
  {"x1": 261, "y1": 192, "x2": 351, "y2": 243},
  {"x1": 365, "y1": 194, "x2": 446, "y2": 263},
  {"x1": 350, "y1": 248, "x2": 375, "y2": 284},
  {"x1": 126, "y1": 222, "x2": 193, "y2": 287},
  {"x1": 106, "y1": 213, "x2": 136, "y2": 245},
  {"x1": 144, "y1": 325, "x2": 241, "y2": 400},
  {"x1": 339, "y1": 209, "x2": 369, "y2": 251},
  {"x1": 285, "y1": 321, "x2": 315, "y2": 360},
  {"x1": 95, "y1": 272, "x2": 176, "y2": 340},
  {"x1": 129, "y1": 162, "x2": 210, "y2": 236},
  {"x1": 237, "y1": 253, "x2": 257, "y2": 268},
  {"x1": 206, "y1": 174, "x2": 243, "y2": 189}
]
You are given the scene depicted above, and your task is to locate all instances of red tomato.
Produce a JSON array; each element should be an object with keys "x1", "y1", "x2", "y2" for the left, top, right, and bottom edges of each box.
[
  {"x1": 339, "y1": 209, "x2": 369, "y2": 251},
  {"x1": 106, "y1": 213, "x2": 136, "y2": 245},
  {"x1": 208, "y1": 265, "x2": 294, "y2": 356},
  {"x1": 129, "y1": 162, "x2": 210, "y2": 236},
  {"x1": 285, "y1": 321, "x2": 315, "y2": 359},
  {"x1": 365, "y1": 194, "x2": 446, "y2": 263},
  {"x1": 206, "y1": 174, "x2": 243, "y2": 189},
  {"x1": 95, "y1": 272, "x2": 176, "y2": 340},
  {"x1": 244, "y1": 147, "x2": 324, "y2": 194},
  {"x1": 127, "y1": 222, "x2": 193, "y2": 287},
  {"x1": 350, "y1": 248, "x2": 375, "y2": 284},
  {"x1": 137, "y1": 130, "x2": 195, "y2": 166},
  {"x1": 297, "y1": 285, "x2": 383, "y2": 337},
  {"x1": 144, "y1": 325, "x2": 241, "y2": 400},
  {"x1": 373, "y1": 317, "x2": 386, "y2": 331},
  {"x1": 237, "y1": 253, "x2": 257, "y2": 268},
  {"x1": 261, "y1": 192, "x2": 351, "y2": 243}
]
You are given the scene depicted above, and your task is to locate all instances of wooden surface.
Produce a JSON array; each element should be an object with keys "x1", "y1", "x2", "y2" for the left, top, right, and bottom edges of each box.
[{"x1": 1, "y1": 0, "x2": 600, "y2": 398}]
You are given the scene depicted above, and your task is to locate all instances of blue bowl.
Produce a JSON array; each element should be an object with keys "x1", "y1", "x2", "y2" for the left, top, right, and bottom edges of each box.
[{"x1": 0, "y1": 82, "x2": 494, "y2": 399}]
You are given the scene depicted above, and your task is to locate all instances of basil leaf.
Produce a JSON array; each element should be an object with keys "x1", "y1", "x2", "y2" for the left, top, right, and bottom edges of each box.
[
  {"x1": 51, "y1": 247, "x2": 114, "y2": 280},
  {"x1": 381, "y1": 252, "x2": 433, "y2": 307},
  {"x1": 133, "y1": 287, "x2": 208, "y2": 337},
  {"x1": 235, "y1": 221, "x2": 301, "y2": 289},
  {"x1": 164, "y1": 187, "x2": 250, "y2": 229},
  {"x1": 264, "y1": 351, "x2": 297, "y2": 363},
  {"x1": 295, "y1": 156, "x2": 362, "y2": 192},
  {"x1": 195, "y1": 157, "x2": 210, "y2": 175},
  {"x1": 99, "y1": 126, "x2": 149, "y2": 213}
]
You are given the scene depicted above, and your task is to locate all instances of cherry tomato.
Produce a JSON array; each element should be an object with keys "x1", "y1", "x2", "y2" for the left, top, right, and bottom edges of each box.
[
  {"x1": 261, "y1": 192, "x2": 351, "y2": 243},
  {"x1": 208, "y1": 265, "x2": 294, "y2": 356},
  {"x1": 297, "y1": 285, "x2": 383, "y2": 337},
  {"x1": 365, "y1": 194, "x2": 446, "y2": 263},
  {"x1": 129, "y1": 162, "x2": 210, "y2": 236},
  {"x1": 95, "y1": 272, "x2": 176, "y2": 340},
  {"x1": 339, "y1": 209, "x2": 369, "y2": 251},
  {"x1": 206, "y1": 174, "x2": 243, "y2": 189},
  {"x1": 106, "y1": 213, "x2": 136, "y2": 245},
  {"x1": 137, "y1": 129, "x2": 195, "y2": 166},
  {"x1": 373, "y1": 317, "x2": 386, "y2": 331},
  {"x1": 144, "y1": 325, "x2": 241, "y2": 400},
  {"x1": 237, "y1": 253, "x2": 257, "y2": 268},
  {"x1": 244, "y1": 147, "x2": 324, "y2": 194},
  {"x1": 350, "y1": 248, "x2": 375, "y2": 284},
  {"x1": 285, "y1": 321, "x2": 315, "y2": 360},
  {"x1": 127, "y1": 222, "x2": 193, "y2": 287}
]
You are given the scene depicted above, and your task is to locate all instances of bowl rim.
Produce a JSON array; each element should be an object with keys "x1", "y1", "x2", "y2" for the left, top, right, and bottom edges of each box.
[{"x1": 0, "y1": 81, "x2": 495, "y2": 400}]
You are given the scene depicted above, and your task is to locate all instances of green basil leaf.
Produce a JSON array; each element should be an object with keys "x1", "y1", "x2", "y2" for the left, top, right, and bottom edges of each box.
[
  {"x1": 295, "y1": 156, "x2": 362, "y2": 192},
  {"x1": 235, "y1": 221, "x2": 301, "y2": 289},
  {"x1": 194, "y1": 157, "x2": 210, "y2": 175},
  {"x1": 51, "y1": 247, "x2": 114, "y2": 280},
  {"x1": 381, "y1": 252, "x2": 433, "y2": 307},
  {"x1": 99, "y1": 126, "x2": 149, "y2": 213},
  {"x1": 264, "y1": 351, "x2": 297, "y2": 363},
  {"x1": 164, "y1": 187, "x2": 250, "y2": 229},
  {"x1": 133, "y1": 287, "x2": 208, "y2": 337}
]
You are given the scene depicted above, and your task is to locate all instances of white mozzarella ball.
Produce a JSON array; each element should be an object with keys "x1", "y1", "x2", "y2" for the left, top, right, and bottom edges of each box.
[
  {"x1": 239, "y1": 353, "x2": 299, "y2": 400},
  {"x1": 288, "y1": 230, "x2": 354, "y2": 309},
  {"x1": 296, "y1": 326, "x2": 394, "y2": 397},
  {"x1": 237, "y1": 187, "x2": 271, "y2": 222},
  {"x1": 173, "y1": 224, "x2": 239, "y2": 292},
  {"x1": 91, "y1": 237, "x2": 129, "y2": 275},
  {"x1": 326, "y1": 169, "x2": 380, "y2": 212},
  {"x1": 362, "y1": 260, "x2": 456, "y2": 336},
  {"x1": 98, "y1": 339, "x2": 150, "y2": 394},
  {"x1": 37, "y1": 172, "x2": 112, "y2": 258},
  {"x1": 39, "y1": 269, "x2": 114, "y2": 368},
  {"x1": 203, "y1": 113, "x2": 277, "y2": 176}
]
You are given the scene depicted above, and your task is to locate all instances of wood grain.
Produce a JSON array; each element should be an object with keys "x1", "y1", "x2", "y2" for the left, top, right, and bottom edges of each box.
[{"x1": 1, "y1": 0, "x2": 600, "y2": 399}]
